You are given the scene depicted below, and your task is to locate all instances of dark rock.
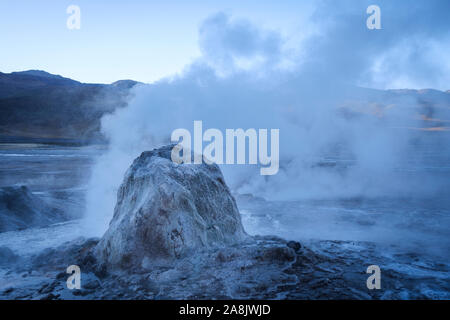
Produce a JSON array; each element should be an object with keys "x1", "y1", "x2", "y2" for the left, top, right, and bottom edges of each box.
[
  {"x1": 216, "y1": 251, "x2": 230, "y2": 263},
  {"x1": 38, "y1": 282, "x2": 57, "y2": 294},
  {"x1": 93, "y1": 264, "x2": 108, "y2": 279},
  {"x1": 260, "y1": 246, "x2": 296, "y2": 262},
  {"x1": 287, "y1": 241, "x2": 302, "y2": 252},
  {"x1": 2, "y1": 287, "x2": 14, "y2": 294},
  {"x1": 84, "y1": 279, "x2": 101, "y2": 290},
  {"x1": 0, "y1": 246, "x2": 19, "y2": 265},
  {"x1": 41, "y1": 293, "x2": 60, "y2": 300},
  {"x1": 72, "y1": 289, "x2": 92, "y2": 297}
]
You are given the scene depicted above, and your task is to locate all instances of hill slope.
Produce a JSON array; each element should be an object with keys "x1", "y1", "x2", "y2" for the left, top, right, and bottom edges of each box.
[{"x1": 0, "y1": 70, "x2": 139, "y2": 144}]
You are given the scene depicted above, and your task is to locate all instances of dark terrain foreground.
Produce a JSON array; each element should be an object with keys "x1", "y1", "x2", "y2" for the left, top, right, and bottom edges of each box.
[
  {"x1": 0, "y1": 236, "x2": 448, "y2": 299},
  {"x1": 0, "y1": 145, "x2": 448, "y2": 300}
]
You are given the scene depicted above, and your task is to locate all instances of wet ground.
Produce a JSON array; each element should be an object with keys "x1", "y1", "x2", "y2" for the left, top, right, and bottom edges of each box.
[{"x1": 0, "y1": 143, "x2": 449, "y2": 299}]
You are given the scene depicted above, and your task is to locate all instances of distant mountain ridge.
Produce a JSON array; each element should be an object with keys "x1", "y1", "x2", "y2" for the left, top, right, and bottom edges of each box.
[
  {"x1": 10, "y1": 70, "x2": 75, "y2": 80},
  {"x1": 0, "y1": 70, "x2": 141, "y2": 144},
  {"x1": 0, "y1": 70, "x2": 449, "y2": 145}
]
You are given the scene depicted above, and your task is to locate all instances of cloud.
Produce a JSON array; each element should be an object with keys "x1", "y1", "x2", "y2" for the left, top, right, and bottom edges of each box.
[
  {"x1": 301, "y1": 0, "x2": 450, "y2": 89},
  {"x1": 198, "y1": 12, "x2": 288, "y2": 75}
]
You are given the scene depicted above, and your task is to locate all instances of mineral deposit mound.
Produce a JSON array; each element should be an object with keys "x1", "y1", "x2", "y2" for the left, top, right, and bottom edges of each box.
[{"x1": 96, "y1": 145, "x2": 247, "y2": 268}]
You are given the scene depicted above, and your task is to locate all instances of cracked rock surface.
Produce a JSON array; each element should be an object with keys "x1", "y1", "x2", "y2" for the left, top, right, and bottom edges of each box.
[{"x1": 95, "y1": 145, "x2": 247, "y2": 269}]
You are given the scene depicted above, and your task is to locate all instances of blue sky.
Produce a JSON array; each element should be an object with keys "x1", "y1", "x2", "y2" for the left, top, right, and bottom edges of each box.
[
  {"x1": 0, "y1": 0, "x2": 448, "y2": 89},
  {"x1": 0, "y1": 0, "x2": 312, "y2": 83}
]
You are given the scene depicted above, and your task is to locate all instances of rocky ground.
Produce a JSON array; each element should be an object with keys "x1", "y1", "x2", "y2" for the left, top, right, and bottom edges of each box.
[
  {"x1": 0, "y1": 235, "x2": 448, "y2": 300},
  {"x1": 0, "y1": 145, "x2": 448, "y2": 300}
]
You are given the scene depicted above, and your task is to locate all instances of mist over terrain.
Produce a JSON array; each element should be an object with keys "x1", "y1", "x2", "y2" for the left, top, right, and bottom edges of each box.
[
  {"x1": 84, "y1": 0, "x2": 450, "y2": 234},
  {"x1": 0, "y1": 70, "x2": 137, "y2": 143}
]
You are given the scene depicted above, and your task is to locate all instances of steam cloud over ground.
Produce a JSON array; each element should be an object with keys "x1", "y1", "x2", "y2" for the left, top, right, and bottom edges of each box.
[{"x1": 84, "y1": 0, "x2": 450, "y2": 235}]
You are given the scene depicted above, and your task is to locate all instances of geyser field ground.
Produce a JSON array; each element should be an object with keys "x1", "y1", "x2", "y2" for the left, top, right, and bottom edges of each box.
[{"x1": 0, "y1": 143, "x2": 449, "y2": 299}]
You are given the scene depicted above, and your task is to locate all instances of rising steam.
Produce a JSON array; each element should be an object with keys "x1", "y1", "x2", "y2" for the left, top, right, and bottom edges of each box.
[{"x1": 83, "y1": 1, "x2": 450, "y2": 235}]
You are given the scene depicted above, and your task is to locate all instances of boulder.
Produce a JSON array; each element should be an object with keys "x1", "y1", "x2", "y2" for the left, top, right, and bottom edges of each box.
[
  {"x1": 0, "y1": 186, "x2": 63, "y2": 232},
  {"x1": 0, "y1": 246, "x2": 19, "y2": 265},
  {"x1": 95, "y1": 145, "x2": 247, "y2": 268}
]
